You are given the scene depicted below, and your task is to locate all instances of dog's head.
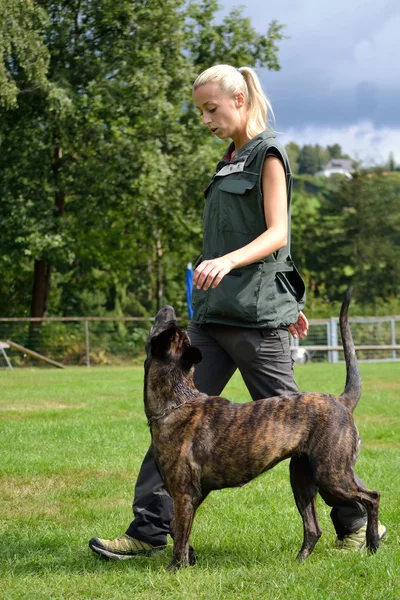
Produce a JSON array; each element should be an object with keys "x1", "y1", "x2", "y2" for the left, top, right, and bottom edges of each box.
[{"x1": 146, "y1": 306, "x2": 202, "y2": 372}]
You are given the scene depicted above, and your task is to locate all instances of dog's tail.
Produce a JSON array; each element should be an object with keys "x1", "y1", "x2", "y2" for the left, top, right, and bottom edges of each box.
[{"x1": 339, "y1": 288, "x2": 362, "y2": 412}]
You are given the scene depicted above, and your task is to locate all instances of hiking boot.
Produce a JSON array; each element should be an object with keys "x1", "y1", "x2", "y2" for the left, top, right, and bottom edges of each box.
[
  {"x1": 89, "y1": 534, "x2": 166, "y2": 559},
  {"x1": 335, "y1": 522, "x2": 387, "y2": 550}
]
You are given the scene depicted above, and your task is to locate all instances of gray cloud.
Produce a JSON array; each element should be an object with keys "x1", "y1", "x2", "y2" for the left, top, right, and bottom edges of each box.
[
  {"x1": 266, "y1": 76, "x2": 399, "y2": 130},
  {"x1": 220, "y1": 0, "x2": 400, "y2": 130}
]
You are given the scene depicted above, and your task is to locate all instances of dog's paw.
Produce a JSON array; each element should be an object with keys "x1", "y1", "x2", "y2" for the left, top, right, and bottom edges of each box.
[
  {"x1": 296, "y1": 551, "x2": 306, "y2": 564},
  {"x1": 296, "y1": 548, "x2": 313, "y2": 563},
  {"x1": 189, "y1": 545, "x2": 197, "y2": 566},
  {"x1": 166, "y1": 558, "x2": 189, "y2": 572},
  {"x1": 367, "y1": 539, "x2": 379, "y2": 554}
]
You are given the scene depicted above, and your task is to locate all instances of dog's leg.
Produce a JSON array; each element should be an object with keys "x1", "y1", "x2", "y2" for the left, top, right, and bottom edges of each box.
[
  {"x1": 318, "y1": 472, "x2": 380, "y2": 553},
  {"x1": 343, "y1": 475, "x2": 380, "y2": 553},
  {"x1": 290, "y1": 455, "x2": 322, "y2": 563},
  {"x1": 169, "y1": 515, "x2": 197, "y2": 567},
  {"x1": 357, "y1": 488, "x2": 380, "y2": 552},
  {"x1": 167, "y1": 492, "x2": 199, "y2": 572}
]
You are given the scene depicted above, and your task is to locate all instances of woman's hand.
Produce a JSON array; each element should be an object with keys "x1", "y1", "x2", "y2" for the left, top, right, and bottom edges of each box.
[
  {"x1": 288, "y1": 311, "x2": 309, "y2": 340},
  {"x1": 193, "y1": 257, "x2": 234, "y2": 291}
]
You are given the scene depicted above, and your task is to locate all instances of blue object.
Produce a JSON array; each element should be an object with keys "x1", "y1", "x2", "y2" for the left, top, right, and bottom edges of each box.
[{"x1": 186, "y1": 262, "x2": 194, "y2": 320}]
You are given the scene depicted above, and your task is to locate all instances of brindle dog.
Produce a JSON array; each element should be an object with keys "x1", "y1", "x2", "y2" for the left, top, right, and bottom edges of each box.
[{"x1": 144, "y1": 290, "x2": 380, "y2": 571}]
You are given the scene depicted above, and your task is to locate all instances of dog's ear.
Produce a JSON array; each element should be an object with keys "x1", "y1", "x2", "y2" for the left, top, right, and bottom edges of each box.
[
  {"x1": 180, "y1": 344, "x2": 202, "y2": 371},
  {"x1": 150, "y1": 326, "x2": 177, "y2": 359}
]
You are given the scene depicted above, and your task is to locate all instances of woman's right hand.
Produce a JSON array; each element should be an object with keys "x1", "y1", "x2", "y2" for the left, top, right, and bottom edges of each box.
[
  {"x1": 193, "y1": 257, "x2": 234, "y2": 291},
  {"x1": 288, "y1": 311, "x2": 309, "y2": 340}
]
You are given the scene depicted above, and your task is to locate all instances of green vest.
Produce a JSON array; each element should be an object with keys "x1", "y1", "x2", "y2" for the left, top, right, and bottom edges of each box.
[{"x1": 192, "y1": 130, "x2": 306, "y2": 328}]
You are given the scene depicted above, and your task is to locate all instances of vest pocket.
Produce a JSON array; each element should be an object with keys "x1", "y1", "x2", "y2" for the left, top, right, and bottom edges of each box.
[
  {"x1": 205, "y1": 262, "x2": 264, "y2": 322},
  {"x1": 276, "y1": 264, "x2": 306, "y2": 307},
  {"x1": 217, "y1": 177, "x2": 257, "y2": 234},
  {"x1": 218, "y1": 178, "x2": 255, "y2": 194}
]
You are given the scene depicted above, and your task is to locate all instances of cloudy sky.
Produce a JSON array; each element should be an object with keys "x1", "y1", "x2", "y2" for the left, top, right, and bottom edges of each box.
[{"x1": 219, "y1": 0, "x2": 400, "y2": 165}]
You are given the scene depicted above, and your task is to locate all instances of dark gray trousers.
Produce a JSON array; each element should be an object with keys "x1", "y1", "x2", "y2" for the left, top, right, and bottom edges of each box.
[{"x1": 126, "y1": 322, "x2": 367, "y2": 545}]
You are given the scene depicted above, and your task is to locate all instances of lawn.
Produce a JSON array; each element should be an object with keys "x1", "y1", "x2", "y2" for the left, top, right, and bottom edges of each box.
[{"x1": 1, "y1": 362, "x2": 399, "y2": 600}]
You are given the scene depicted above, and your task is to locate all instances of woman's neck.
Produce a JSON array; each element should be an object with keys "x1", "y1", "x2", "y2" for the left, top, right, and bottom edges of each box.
[
  {"x1": 230, "y1": 123, "x2": 267, "y2": 158},
  {"x1": 231, "y1": 131, "x2": 251, "y2": 157}
]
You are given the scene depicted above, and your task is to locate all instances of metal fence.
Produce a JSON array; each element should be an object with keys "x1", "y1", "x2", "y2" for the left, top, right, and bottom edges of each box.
[
  {"x1": 0, "y1": 317, "x2": 154, "y2": 368},
  {"x1": 0, "y1": 315, "x2": 399, "y2": 369},
  {"x1": 291, "y1": 316, "x2": 400, "y2": 363}
]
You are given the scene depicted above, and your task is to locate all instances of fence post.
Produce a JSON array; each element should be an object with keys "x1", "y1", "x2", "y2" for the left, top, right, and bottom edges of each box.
[
  {"x1": 391, "y1": 318, "x2": 397, "y2": 360},
  {"x1": 85, "y1": 320, "x2": 90, "y2": 368},
  {"x1": 292, "y1": 334, "x2": 300, "y2": 350},
  {"x1": 330, "y1": 317, "x2": 339, "y2": 363},
  {"x1": 327, "y1": 322, "x2": 332, "y2": 363}
]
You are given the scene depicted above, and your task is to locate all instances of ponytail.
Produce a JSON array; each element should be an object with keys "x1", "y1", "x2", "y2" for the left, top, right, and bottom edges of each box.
[
  {"x1": 193, "y1": 64, "x2": 274, "y2": 138},
  {"x1": 239, "y1": 66, "x2": 275, "y2": 138}
]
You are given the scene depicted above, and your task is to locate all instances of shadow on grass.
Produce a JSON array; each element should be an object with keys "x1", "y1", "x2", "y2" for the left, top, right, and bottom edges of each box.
[
  {"x1": 1, "y1": 540, "x2": 166, "y2": 576},
  {"x1": 1, "y1": 535, "x2": 332, "y2": 577}
]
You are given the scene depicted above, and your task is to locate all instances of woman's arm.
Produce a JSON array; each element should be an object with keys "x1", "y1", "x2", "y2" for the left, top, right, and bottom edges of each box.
[{"x1": 193, "y1": 155, "x2": 287, "y2": 291}]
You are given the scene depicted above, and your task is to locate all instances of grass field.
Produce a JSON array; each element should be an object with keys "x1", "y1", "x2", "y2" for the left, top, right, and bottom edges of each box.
[{"x1": 1, "y1": 362, "x2": 399, "y2": 600}]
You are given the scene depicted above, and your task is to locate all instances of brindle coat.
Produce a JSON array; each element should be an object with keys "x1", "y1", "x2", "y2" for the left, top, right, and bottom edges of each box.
[{"x1": 144, "y1": 290, "x2": 380, "y2": 571}]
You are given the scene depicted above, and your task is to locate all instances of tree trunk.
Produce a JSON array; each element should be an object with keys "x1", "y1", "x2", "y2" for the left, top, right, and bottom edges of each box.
[
  {"x1": 147, "y1": 256, "x2": 153, "y2": 304},
  {"x1": 28, "y1": 138, "x2": 65, "y2": 348},
  {"x1": 156, "y1": 230, "x2": 163, "y2": 311},
  {"x1": 52, "y1": 143, "x2": 65, "y2": 216},
  {"x1": 28, "y1": 259, "x2": 52, "y2": 350}
]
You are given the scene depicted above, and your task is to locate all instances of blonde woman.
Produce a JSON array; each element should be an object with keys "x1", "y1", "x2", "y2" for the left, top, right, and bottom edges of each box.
[{"x1": 89, "y1": 65, "x2": 384, "y2": 559}]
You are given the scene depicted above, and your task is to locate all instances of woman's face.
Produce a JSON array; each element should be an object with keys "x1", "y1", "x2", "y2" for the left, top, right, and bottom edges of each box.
[{"x1": 193, "y1": 82, "x2": 245, "y2": 140}]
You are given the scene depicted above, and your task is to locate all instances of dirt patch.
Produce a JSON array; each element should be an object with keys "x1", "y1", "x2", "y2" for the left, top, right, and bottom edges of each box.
[
  {"x1": 0, "y1": 470, "x2": 135, "y2": 519},
  {"x1": 0, "y1": 402, "x2": 87, "y2": 412}
]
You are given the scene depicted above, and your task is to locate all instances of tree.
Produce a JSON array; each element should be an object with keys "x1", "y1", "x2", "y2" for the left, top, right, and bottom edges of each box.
[
  {"x1": 313, "y1": 172, "x2": 400, "y2": 304},
  {"x1": 0, "y1": 0, "x2": 285, "y2": 332},
  {"x1": 327, "y1": 144, "x2": 342, "y2": 159},
  {"x1": 298, "y1": 144, "x2": 330, "y2": 175},
  {"x1": 387, "y1": 152, "x2": 396, "y2": 172},
  {"x1": 183, "y1": 1, "x2": 285, "y2": 72},
  {"x1": 285, "y1": 141, "x2": 300, "y2": 174},
  {"x1": 0, "y1": 0, "x2": 50, "y2": 109}
]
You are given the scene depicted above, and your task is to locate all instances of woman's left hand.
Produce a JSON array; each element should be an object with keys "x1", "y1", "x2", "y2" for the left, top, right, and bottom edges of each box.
[
  {"x1": 193, "y1": 257, "x2": 234, "y2": 291},
  {"x1": 288, "y1": 311, "x2": 309, "y2": 340}
]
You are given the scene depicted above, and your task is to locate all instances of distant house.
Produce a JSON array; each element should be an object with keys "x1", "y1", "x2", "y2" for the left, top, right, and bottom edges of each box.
[{"x1": 316, "y1": 159, "x2": 354, "y2": 178}]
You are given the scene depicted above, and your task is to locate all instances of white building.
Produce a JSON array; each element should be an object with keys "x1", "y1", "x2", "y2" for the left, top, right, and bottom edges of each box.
[{"x1": 316, "y1": 159, "x2": 354, "y2": 178}]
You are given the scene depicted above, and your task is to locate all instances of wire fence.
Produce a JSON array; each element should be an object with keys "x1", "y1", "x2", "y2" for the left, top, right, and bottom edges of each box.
[
  {"x1": 291, "y1": 316, "x2": 400, "y2": 363},
  {"x1": 0, "y1": 317, "x2": 154, "y2": 368},
  {"x1": 0, "y1": 315, "x2": 399, "y2": 369}
]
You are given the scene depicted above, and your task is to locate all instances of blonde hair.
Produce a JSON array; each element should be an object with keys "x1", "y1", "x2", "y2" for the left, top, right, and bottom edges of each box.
[{"x1": 193, "y1": 64, "x2": 275, "y2": 139}]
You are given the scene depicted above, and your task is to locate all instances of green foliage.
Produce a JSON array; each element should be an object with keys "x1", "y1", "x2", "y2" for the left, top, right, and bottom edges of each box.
[
  {"x1": 291, "y1": 171, "x2": 400, "y2": 315},
  {"x1": 298, "y1": 144, "x2": 330, "y2": 175},
  {"x1": 327, "y1": 143, "x2": 342, "y2": 159},
  {"x1": 184, "y1": 0, "x2": 286, "y2": 72},
  {"x1": 0, "y1": 0, "x2": 50, "y2": 109},
  {"x1": 286, "y1": 142, "x2": 351, "y2": 176},
  {"x1": 386, "y1": 152, "x2": 397, "y2": 172},
  {"x1": 0, "y1": 0, "x2": 284, "y2": 320},
  {"x1": 319, "y1": 171, "x2": 400, "y2": 305},
  {"x1": 0, "y1": 2, "x2": 399, "y2": 323},
  {"x1": 286, "y1": 141, "x2": 300, "y2": 175}
]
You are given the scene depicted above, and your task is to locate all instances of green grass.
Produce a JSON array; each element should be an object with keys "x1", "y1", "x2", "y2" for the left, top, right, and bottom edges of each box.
[{"x1": 1, "y1": 362, "x2": 399, "y2": 600}]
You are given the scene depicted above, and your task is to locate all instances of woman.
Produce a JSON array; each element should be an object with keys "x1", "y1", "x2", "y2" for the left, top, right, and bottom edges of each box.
[{"x1": 89, "y1": 65, "x2": 381, "y2": 559}]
